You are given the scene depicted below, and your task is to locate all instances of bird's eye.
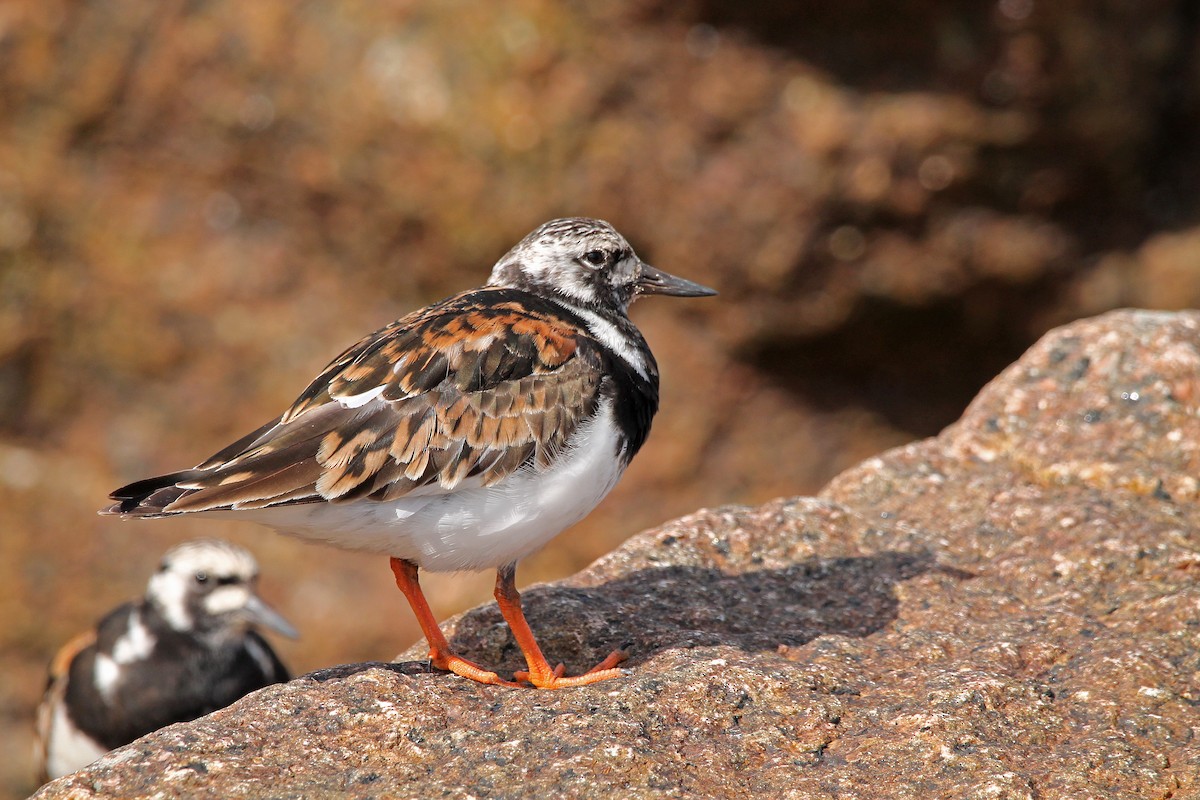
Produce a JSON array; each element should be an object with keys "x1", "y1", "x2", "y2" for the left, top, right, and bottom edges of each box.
[
  {"x1": 194, "y1": 571, "x2": 208, "y2": 584},
  {"x1": 582, "y1": 250, "x2": 607, "y2": 267}
]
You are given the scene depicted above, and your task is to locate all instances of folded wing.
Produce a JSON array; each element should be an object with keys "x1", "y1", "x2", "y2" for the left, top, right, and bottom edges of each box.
[{"x1": 105, "y1": 290, "x2": 604, "y2": 517}]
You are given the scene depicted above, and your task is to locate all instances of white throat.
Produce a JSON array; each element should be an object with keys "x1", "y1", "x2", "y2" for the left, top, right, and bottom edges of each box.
[{"x1": 557, "y1": 302, "x2": 651, "y2": 381}]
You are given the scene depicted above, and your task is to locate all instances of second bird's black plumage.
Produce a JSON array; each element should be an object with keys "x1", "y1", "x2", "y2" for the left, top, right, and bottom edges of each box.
[{"x1": 37, "y1": 539, "x2": 295, "y2": 781}]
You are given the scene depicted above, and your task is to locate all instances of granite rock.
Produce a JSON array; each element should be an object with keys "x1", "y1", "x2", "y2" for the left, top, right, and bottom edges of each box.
[{"x1": 34, "y1": 309, "x2": 1200, "y2": 798}]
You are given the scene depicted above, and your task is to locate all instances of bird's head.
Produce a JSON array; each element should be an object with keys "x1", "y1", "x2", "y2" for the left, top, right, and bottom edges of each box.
[
  {"x1": 146, "y1": 539, "x2": 298, "y2": 642},
  {"x1": 488, "y1": 217, "x2": 716, "y2": 313}
]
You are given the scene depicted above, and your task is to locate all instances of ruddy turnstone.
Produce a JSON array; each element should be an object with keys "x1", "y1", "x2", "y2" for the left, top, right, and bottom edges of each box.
[
  {"x1": 103, "y1": 217, "x2": 715, "y2": 689},
  {"x1": 36, "y1": 539, "x2": 295, "y2": 781}
]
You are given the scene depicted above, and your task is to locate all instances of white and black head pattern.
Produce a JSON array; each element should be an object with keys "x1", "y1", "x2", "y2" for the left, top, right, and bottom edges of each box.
[
  {"x1": 146, "y1": 539, "x2": 295, "y2": 641},
  {"x1": 489, "y1": 217, "x2": 713, "y2": 314},
  {"x1": 488, "y1": 218, "x2": 643, "y2": 311},
  {"x1": 486, "y1": 217, "x2": 716, "y2": 383}
]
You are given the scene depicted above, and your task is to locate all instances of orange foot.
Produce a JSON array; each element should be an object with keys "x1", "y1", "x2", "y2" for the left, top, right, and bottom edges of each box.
[
  {"x1": 430, "y1": 650, "x2": 524, "y2": 688},
  {"x1": 392, "y1": 557, "x2": 632, "y2": 690},
  {"x1": 391, "y1": 557, "x2": 521, "y2": 688},
  {"x1": 513, "y1": 648, "x2": 628, "y2": 689}
]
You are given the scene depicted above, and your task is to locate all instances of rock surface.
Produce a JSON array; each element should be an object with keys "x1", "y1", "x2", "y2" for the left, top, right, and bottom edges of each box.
[{"x1": 34, "y1": 310, "x2": 1200, "y2": 798}]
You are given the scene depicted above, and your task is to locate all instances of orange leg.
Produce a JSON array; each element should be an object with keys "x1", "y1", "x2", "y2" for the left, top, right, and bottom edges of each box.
[
  {"x1": 389, "y1": 557, "x2": 520, "y2": 687},
  {"x1": 494, "y1": 563, "x2": 627, "y2": 689}
]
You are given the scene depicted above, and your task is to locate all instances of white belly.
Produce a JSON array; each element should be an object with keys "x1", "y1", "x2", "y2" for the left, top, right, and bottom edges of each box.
[
  {"x1": 234, "y1": 398, "x2": 628, "y2": 571},
  {"x1": 43, "y1": 701, "x2": 108, "y2": 780}
]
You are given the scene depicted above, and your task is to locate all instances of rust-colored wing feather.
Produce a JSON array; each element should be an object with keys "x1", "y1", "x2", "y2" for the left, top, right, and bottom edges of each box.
[
  {"x1": 105, "y1": 289, "x2": 605, "y2": 516},
  {"x1": 35, "y1": 629, "x2": 98, "y2": 783}
]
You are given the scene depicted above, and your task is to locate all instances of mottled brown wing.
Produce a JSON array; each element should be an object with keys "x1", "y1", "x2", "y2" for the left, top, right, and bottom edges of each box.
[{"x1": 155, "y1": 290, "x2": 604, "y2": 513}]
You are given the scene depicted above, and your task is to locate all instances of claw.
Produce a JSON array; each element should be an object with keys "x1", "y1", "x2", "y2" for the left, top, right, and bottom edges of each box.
[
  {"x1": 583, "y1": 649, "x2": 627, "y2": 674},
  {"x1": 513, "y1": 650, "x2": 628, "y2": 688}
]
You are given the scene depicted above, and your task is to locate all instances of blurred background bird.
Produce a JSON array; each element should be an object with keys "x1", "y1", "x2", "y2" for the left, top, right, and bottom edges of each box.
[{"x1": 35, "y1": 539, "x2": 295, "y2": 783}]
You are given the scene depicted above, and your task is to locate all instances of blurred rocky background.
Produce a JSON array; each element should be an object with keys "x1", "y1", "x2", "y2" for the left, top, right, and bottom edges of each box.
[{"x1": 2, "y1": 0, "x2": 1198, "y2": 795}]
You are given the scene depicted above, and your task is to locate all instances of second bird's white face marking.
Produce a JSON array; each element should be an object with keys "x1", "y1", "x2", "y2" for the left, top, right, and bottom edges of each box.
[
  {"x1": 146, "y1": 540, "x2": 260, "y2": 632},
  {"x1": 147, "y1": 567, "x2": 192, "y2": 631},
  {"x1": 204, "y1": 584, "x2": 253, "y2": 616}
]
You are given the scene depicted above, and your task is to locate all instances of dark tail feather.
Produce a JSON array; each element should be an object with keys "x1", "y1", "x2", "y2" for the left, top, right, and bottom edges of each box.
[{"x1": 101, "y1": 470, "x2": 206, "y2": 517}]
